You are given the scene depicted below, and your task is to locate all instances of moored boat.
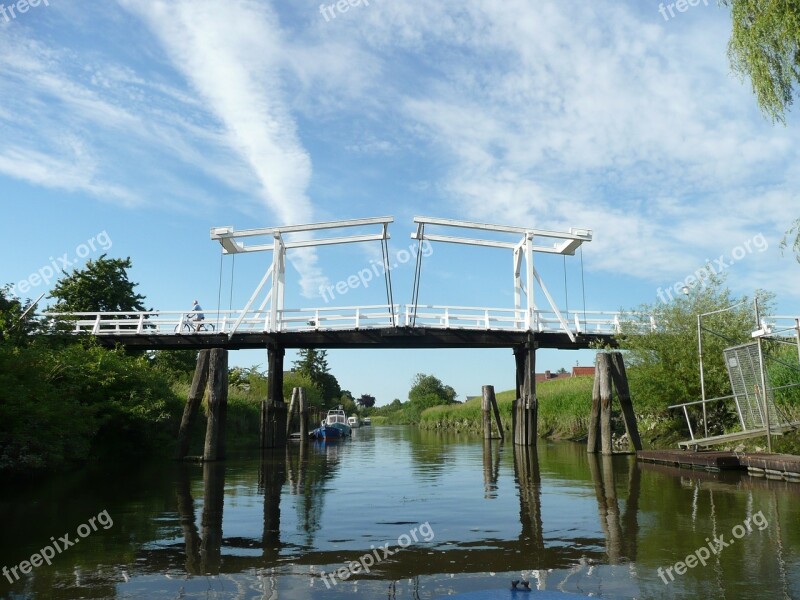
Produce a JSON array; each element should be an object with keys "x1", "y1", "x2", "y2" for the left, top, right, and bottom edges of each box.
[
  {"x1": 348, "y1": 415, "x2": 360, "y2": 428},
  {"x1": 310, "y1": 406, "x2": 351, "y2": 439},
  {"x1": 363, "y1": 417, "x2": 371, "y2": 426}
]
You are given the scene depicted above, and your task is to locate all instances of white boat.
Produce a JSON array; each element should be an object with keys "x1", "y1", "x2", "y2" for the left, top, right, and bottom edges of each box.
[
  {"x1": 363, "y1": 417, "x2": 371, "y2": 426},
  {"x1": 348, "y1": 415, "x2": 361, "y2": 428},
  {"x1": 322, "y1": 406, "x2": 351, "y2": 437}
]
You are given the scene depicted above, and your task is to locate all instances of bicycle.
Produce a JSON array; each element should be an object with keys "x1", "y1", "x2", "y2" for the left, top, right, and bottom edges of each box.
[{"x1": 174, "y1": 314, "x2": 215, "y2": 334}]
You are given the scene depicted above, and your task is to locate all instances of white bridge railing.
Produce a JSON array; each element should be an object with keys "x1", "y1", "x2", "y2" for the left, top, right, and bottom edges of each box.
[{"x1": 39, "y1": 304, "x2": 642, "y2": 337}]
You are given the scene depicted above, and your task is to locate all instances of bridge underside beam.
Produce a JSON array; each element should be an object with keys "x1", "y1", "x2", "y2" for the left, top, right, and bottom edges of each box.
[{"x1": 83, "y1": 328, "x2": 616, "y2": 351}]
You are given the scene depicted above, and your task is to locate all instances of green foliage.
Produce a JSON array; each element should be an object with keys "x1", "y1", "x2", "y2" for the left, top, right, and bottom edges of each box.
[
  {"x1": 292, "y1": 349, "x2": 341, "y2": 407},
  {"x1": 357, "y1": 393, "x2": 376, "y2": 408},
  {"x1": 617, "y1": 278, "x2": 767, "y2": 414},
  {"x1": 722, "y1": 0, "x2": 800, "y2": 122},
  {"x1": 0, "y1": 339, "x2": 183, "y2": 479},
  {"x1": 49, "y1": 255, "x2": 146, "y2": 313},
  {"x1": 780, "y1": 218, "x2": 800, "y2": 263},
  {"x1": 283, "y1": 371, "x2": 324, "y2": 408},
  {"x1": 767, "y1": 344, "x2": 800, "y2": 419},
  {"x1": 149, "y1": 350, "x2": 198, "y2": 382},
  {"x1": 418, "y1": 377, "x2": 596, "y2": 438},
  {"x1": 0, "y1": 287, "x2": 40, "y2": 346},
  {"x1": 408, "y1": 373, "x2": 457, "y2": 405}
]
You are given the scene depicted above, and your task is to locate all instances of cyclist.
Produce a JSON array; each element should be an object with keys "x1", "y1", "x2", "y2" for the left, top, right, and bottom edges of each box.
[{"x1": 190, "y1": 300, "x2": 205, "y2": 331}]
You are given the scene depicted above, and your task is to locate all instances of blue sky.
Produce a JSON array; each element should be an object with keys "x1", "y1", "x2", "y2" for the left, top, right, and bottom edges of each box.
[{"x1": 2, "y1": 0, "x2": 798, "y2": 405}]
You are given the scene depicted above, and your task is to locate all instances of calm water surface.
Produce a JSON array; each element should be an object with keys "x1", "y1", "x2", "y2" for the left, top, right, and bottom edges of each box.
[{"x1": 1, "y1": 426, "x2": 799, "y2": 599}]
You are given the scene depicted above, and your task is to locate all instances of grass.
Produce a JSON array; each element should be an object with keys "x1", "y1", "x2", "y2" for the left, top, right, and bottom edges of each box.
[{"x1": 418, "y1": 377, "x2": 596, "y2": 439}]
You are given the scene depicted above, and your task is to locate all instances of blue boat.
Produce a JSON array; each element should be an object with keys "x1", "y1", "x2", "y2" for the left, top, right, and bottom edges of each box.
[{"x1": 310, "y1": 406, "x2": 351, "y2": 439}]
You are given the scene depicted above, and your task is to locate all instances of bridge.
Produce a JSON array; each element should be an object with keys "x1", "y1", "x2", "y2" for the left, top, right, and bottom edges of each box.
[
  {"x1": 40, "y1": 215, "x2": 618, "y2": 451},
  {"x1": 38, "y1": 215, "x2": 800, "y2": 453},
  {"x1": 43, "y1": 216, "x2": 628, "y2": 349}
]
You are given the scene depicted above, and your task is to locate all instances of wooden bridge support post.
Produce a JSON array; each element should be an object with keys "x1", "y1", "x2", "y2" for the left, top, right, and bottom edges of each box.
[
  {"x1": 512, "y1": 337, "x2": 537, "y2": 446},
  {"x1": 298, "y1": 387, "x2": 309, "y2": 442},
  {"x1": 588, "y1": 352, "x2": 642, "y2": 455},
  {"x1": 609, "y1": 352, "x2": 642, "y2": 452},
  {"x1": 286, "y1": 387, "x2": 299, "y2": 439},
  {"x1": 261, "y1": 346, "x2": 287, "y2": 448},
  {"x1": 482, "y1": 385, "x2": 505, "y2": 440},
  {"x1": 587, "y1": 369, "x2": 602, "y2": 454},
  {"x1": 203, "y1": 348, "x2": 229, "y2": 462},
  {"x1": 176, "y1": 350, "x2": 210, "y2": 460}
]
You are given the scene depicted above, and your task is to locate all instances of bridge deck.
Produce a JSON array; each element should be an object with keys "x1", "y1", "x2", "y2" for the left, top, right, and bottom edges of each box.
[{"x1": 78, "y1": 327, "x2": 614, "y2": 351}]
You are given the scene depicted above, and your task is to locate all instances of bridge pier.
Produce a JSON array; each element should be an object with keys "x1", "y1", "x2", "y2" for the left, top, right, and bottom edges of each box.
[
  {"x1": 513, "y1": 336, "x2": 537, "y2": 446},
  {"x1": 175, "y1": 348, "x2": 229, "y2": 461},
  {"x1": 261, "y1": 345, "x2": 288, "y2": 448}
]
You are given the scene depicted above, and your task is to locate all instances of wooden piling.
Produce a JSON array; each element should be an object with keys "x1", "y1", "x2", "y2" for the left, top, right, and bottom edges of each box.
[
  {"x1": 513, "y1": 337, "x2": 537, "y2": 446},
  {"x1": 203, "y1": 348, "x2": 228, "y2": 462},
  {"x1": 176, "y1": 350, "x2": 210, "y2": 460},
  {"x1": 587, "y1": 367, "x2": 601, "y2": 454},
  {"x1": 298, "y1": 387, "x2": 309, "y2": 441},
  {"x1": 286, "y1": 387, "x2": 299, "y2": 438},
  {"x1": 589, "y1": 351, "x2": 642, "y2": 455},
  {"x1": 609, "y1": 352, "x2": 642, "y2": 452},
  {"x1": 598, "y1": 353, "x2": 613, "y2": 456},
  {"x1": 482, "y1": 385, "x2": 493, "y2": 440},
  {"x1": 261, "y1": 346, "x2": 288, "y2": 448}
]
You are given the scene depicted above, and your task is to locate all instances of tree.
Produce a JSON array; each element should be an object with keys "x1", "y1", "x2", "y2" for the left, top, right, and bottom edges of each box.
[
  {"x1": 780, "y1": 218, "x2": 800, "y2": 263},
  {"x1": 291, "y1": 349, "x2": 341, "y2": 407},
  {"x1": 0, "y1": 287, "x2": 40, "y2": 346},
  {"x1": 556, "y1": 367, "x2": 568, "y2": 374},
  {"x1": 721, "y1": 1, "x2": 800, "y2": 122},
  {"x1": 357, "y1": 393, "x2": 376, "y2": 408},
  {"x1": 616, "y1": 275, "x2": 771, "y2": 431},
  {"x1": 49, "y1": 255, "x2": 146, "y2": 313},
  {"x1": 283, "y1": 371, "x2": 324, "y2": 408},
  {"x1": 149, "y1": 350, "x2": 198, "y2": 381},
  {"x1": 408, "y1": 373, "x2": 457, "y2": 406}
]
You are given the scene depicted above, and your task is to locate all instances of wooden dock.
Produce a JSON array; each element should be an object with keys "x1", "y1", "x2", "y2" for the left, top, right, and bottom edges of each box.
[{"x1": 637, "y1": 449, "x2": 800, "y2": 481}]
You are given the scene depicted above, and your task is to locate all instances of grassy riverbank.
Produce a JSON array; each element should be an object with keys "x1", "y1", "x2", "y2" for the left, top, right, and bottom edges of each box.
[
  {"x1": 419, "y1": 377, "x2": 593, "y2": 437},
  {"x1": 418, "y1": 376, "x2": 686, "y2": 447}
]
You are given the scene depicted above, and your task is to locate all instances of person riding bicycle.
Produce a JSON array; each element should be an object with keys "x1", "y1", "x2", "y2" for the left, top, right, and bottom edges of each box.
[{"x1": 190, "y1": 300, "x2": 205, "y2": 331}]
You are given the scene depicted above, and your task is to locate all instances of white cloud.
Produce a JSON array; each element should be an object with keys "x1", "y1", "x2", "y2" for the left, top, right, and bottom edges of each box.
[{"x1": 119, "y1": 0, "x2": 326, "y2": 296}]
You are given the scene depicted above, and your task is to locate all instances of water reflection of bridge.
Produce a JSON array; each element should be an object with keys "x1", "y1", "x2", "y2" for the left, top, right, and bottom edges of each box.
[{"x1": 143, "y1": 442, "x2": 648, "y2": 581}]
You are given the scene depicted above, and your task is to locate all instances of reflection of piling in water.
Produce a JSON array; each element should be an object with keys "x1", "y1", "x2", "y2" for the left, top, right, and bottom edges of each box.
[
  {"x1": 588, "y1": 455, "x2": 640, "y2": 564},
  {"x1": 200, "y1": 462, "x2": 226, "y2": 574},
  {"x1": 260, "y1": 448, "x2": 287, "y2": 560},
  {"x1": 514, "y1": 445, "x2": 545, "y2": 554},
  {"x1": 482, "y1": 439, "x2": 502, "y2": 499},
  {"x1": 175, "y1": 466, "x2": 201, "y2": 575}
]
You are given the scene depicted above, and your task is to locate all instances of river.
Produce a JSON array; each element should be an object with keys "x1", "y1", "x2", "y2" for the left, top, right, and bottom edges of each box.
[{"x1": 1, "y1": 426, "x2": 799, "y2": 599}]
